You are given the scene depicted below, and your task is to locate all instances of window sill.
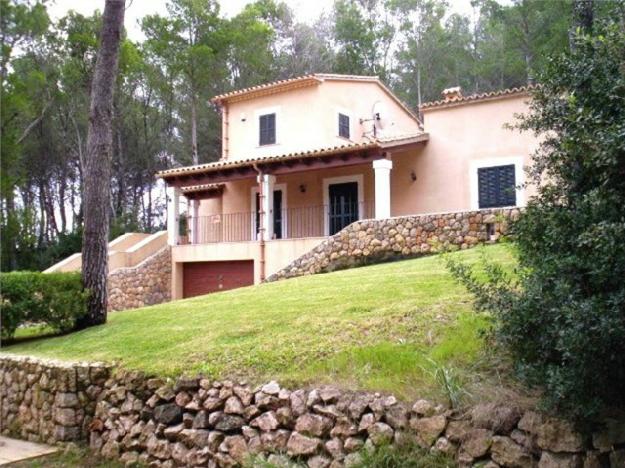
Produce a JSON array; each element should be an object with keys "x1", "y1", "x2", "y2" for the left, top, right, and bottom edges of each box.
[
  {"x1": 256, "y1": 143, "x2": 280, "y2": 148},
  {"x1": 477, "y1": 204, "x2": 518, "y2": 210}
]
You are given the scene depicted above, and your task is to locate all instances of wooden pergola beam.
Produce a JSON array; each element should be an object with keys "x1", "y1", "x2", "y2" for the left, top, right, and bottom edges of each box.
[{"x1": 163, "y1": 145, "x2": 417, "y2": 188}]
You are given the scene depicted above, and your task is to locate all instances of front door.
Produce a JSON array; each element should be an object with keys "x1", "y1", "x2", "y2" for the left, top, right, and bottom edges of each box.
[
  {"x1": 273, "y1": 190, "x2": 283, "y2": 239},
  {"x1": 329, "y1": 182, "x2": 359, "y2": 235},
  {"x1": 255, "y1": 189, "x2": 283, "y2": 239}
]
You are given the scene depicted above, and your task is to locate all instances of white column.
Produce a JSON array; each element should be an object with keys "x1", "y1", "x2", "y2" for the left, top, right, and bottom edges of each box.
[
  {"x1": 167, "y1": 186, "x2": 181, "y2": 246},
  {"x1": 189, "y1": 199, "x2": 199, "y2": 244},
  {"x1": 260, "y1": 174, "x2": 275, "y2": 240},
  {"x1": 373, "y1": 158, "x2": 393, "y2": 219}
]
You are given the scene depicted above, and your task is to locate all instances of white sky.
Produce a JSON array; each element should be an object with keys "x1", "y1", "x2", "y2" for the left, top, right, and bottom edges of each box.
[{"x1": 47, "y1": 0, "x2": 481, "y2": 42}]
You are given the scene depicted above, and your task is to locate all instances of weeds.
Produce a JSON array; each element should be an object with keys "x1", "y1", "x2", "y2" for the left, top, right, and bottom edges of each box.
[
  {"x1": 422, "y1": 358, "x2": 471, "y2": 409},
  {"x1": 354, "y1": 441, "x2": 455, "y2": 468}
]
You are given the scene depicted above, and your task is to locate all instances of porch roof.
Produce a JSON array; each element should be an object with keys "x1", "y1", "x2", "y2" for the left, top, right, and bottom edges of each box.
[
  {"x1": 158, "y1": 132, "x2": 429, "y2": 188},
  {"x1": 180, "y1": 183, "x2": 224, "y2": 200}
]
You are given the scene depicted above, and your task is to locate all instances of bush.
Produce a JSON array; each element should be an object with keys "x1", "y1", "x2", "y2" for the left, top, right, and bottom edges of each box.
[
  {"x1": 447, "y1": 16, "x2": 625, "y2": 424},
  {"x1": 0, "y1": 271, "x2": 88, "y2": 340}
]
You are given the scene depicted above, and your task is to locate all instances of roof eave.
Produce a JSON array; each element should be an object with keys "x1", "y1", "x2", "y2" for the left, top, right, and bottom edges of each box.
[
  {"x1": 156, "y1": 133, "x2": 428, "y2": 182},
  {"x1": 420, "y1": 86, "x2": 535, "y2": 112},
  {"x1": 211, "y1": 75, "x2": 323, "y2": 105}
]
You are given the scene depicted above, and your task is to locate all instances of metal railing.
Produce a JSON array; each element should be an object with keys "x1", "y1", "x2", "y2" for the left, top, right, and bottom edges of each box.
[
  {"x1": 180, "y1": 201, "x2": 374, "y2": 245},
  {"x1": 183, "y1": 212, "x2": 254, "y2": 244},
  {"x1": 280, "y1": 205, "x2": 326, "y2": 239}
]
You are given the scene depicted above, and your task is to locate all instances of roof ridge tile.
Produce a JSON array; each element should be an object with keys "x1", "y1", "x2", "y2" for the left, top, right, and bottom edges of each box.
[{"x1": 420, "y1": 84, "x2": 537, "y2": 110}]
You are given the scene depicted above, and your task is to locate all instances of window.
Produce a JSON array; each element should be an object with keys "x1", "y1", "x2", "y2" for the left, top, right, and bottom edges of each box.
[
  {"x1": 259, "y1": 113, "x2": 276, "y2": 145},
  {"x1": 338, "y1": 113, "x2": 350, "y2": 139},
  {"x1": 478, "y1": 164, "x2": 516, "y2": 208}
]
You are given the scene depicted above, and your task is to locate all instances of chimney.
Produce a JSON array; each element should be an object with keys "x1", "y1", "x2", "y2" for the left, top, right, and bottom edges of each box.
[{"x1": 442, "y1": 86, "x2": 463, "y2": 101}]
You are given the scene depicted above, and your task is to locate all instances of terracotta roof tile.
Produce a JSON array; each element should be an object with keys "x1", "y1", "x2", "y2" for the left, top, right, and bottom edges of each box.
[
  {"x1": 210, "y1": 73, "x2": 421, "y2": 124},
  {"x1": 156, "y1": 132, "x2": 428, "y2": 180},
  {"x1": 420, "y1": 85, "x2": 537, "y2": 110},
  {"x1": 180, "y1": 183, "x2": 224, "y2": 193},
  {"x1": 211, "y1": 74, "x2": 384, "y2": 103},
  {"x1": 211, "y1": 74, "x2": 323, "y2": 103}
]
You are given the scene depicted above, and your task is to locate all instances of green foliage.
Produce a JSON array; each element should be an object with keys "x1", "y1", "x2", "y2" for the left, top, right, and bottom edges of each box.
[
  {"x1": 333, "y1": 0, "x2": 395, "y2": 79},
  {"x1": 447, "y1": 14, "x2": 625, "y2": 423},
  {"x1": 2, "y1": 227, "x2": 83, "y2": 272},
  {"x1": 354, "y1": 441, "x2": 455, "y2": 468},
  {"x1": 5, "y1": 245, "x2": 514, "y2": 398},
  {"x1": 422, "y1": 358, "x2": 471, "y2": 409},
  {"x1": 9, "y1": 445, "x2": 126, "y2": 468},
  {"x1": 2, "y1": 0, "x2": 617, "y2": 273},
  {"x1": 0, "y1": 271, "x2": 88, "y2": 340}
]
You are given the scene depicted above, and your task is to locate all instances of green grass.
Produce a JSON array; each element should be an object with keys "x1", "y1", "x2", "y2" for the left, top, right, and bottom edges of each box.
[
  {"x1": 8, "y1": 447, "x2": 125, "y2": 468},
  {"x1": 13, "y1": 324, "x2": 55, "y2": 339},
  {"x1": 354, "y1": 441, "x2": 455, "y2": 468},
  {"x1": 2, "y1": 244, "x2": 516, "y2": 401}
]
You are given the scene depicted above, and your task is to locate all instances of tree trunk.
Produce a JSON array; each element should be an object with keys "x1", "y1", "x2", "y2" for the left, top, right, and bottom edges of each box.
[
  {"x1": 416, "y1": 67, "x2": 422, "y2": 108},
  {"x1": 191, "y1": 92, "x2": 199, "y2": 165},
  {"x1": 38, "y1": 180, "x2": 47, "y2": 245},
  {"x1": 59, "y1": 177, "x2": 67, "y2": 234},
  {"x1": 77, "y1": 0, "x2": 125, "y2": 329},
  {"x1": 571, "y1": 0, "x2": 594, "y2": 49},
  {"x1": 43, "y1": 181, "x2": 59, "y2": 239}
]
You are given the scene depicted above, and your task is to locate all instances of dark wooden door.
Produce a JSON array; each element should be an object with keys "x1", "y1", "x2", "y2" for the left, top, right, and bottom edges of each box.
[
  {"x1": 273, "y1": 190, "x2": 283, "y2": 239},
  {"x1": 183, "y1": 260, "x2": 254, "y2": 298},
  {"x1": 329, "y1": 182, "x2": 359, "y2": 235}
]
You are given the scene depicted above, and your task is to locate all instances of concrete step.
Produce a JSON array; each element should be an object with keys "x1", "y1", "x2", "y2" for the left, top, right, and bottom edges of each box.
[{"x1": 44, "y1": 231, "x2": 167, "y2": 274}]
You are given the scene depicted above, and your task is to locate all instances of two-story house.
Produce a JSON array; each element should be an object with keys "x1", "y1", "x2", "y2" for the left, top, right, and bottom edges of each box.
[{"x1": 158, "y1": 74, "x2": 537, "y2": 299}]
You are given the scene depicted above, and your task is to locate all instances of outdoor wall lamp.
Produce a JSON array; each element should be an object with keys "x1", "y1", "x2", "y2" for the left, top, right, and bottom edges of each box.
[
  {"x1": 410, "y1": 170, "x2": 417, "y2": 182},
  {"x1": 299, "y1": 184, "x2": 307, "y2": 193}
]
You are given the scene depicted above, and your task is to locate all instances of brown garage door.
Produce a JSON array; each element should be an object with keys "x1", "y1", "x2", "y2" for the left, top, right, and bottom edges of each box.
[{"x1": 183, "y1": 260, "x2": 254, "y2": 298}]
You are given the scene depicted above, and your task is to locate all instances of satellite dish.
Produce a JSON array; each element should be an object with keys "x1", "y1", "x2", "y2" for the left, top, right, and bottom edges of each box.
[{"x1": 371, "y1": 101, "x2": 389, "y2": 135}]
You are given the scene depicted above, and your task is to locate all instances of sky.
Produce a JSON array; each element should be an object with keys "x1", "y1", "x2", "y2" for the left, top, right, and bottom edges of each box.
[{"x1": 47, "y1": 0, "x2": 481, "y2": 42}]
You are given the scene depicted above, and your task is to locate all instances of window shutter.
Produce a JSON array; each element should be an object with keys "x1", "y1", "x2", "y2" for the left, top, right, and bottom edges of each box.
[
  {"x1": 478, "y1": 164, "x2": 516, "y2": 208},
  {"x1": 259, "y1": 113, "x2": 276, "y2": 145},
  {"x1": 338, "y1": 113, "x2": 350, "y2": 139}
]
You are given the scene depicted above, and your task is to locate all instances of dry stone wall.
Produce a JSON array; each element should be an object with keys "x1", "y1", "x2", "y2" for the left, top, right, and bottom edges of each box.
[
  {"x1": 0, "y1": 355, "x2": 109, "y2": 443},
  {"x1": 2, "y1": 354, "x2": 625, "y2": 467},
  {"x1": 108, "y1": 246, "x2": 171, "y2": 312},
  {"x1": 268, "y1": 208, "x2": 519, "y2": 282}
]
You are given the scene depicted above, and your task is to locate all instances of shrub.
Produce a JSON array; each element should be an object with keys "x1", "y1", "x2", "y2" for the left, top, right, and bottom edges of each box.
[
  {"x1": 447, "y1": 15, "x2": 625, "y2": 423},
  {"x1": 0, "y1": 271, "x2": 88, "y2": 340}
]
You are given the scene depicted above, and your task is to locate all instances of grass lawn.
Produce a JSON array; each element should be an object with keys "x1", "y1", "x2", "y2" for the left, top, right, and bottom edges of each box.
[
  {"x1": 10, "y1": 442, "x2": 453, "y2": 468},
  {"x1": 8, "y1": 447, "x2": 124, "y2": 468},
  {"x1": 2, "y1": 244, "x2": 518, "y2": 402}
]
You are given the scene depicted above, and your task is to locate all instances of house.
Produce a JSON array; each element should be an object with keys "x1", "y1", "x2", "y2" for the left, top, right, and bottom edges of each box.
[{"x1": 157, "y1": 74, "x2": 537, "y2": 299}]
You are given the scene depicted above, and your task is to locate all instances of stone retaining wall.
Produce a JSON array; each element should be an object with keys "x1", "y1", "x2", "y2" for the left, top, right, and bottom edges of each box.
[
  {"x1": 2, "y1": 355, "x2": 625, "y2": 467},
  {"x1": 267, "y1": 208, "x2": 519, "y2": 282},
  {"x1": 108, "y1": 246, "x2": 171, "y2": 312},
  {"x1": 0, "y1": 355, "x2": 109, "y2": 443}
]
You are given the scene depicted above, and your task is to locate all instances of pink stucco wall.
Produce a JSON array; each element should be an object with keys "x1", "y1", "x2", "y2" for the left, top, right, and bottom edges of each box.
[
  {"x1": 200, "y1": 93, "x2": 536, "y2": 218},
  {"x1": 178, "y1": 89, "x2": 538, "y2": 292},
  {"x1": 392, "y1": 93, "x2": 538, "y2": 215},
  {"x1": 223, "y1": 79, "x2": 422, "y2": 162}
]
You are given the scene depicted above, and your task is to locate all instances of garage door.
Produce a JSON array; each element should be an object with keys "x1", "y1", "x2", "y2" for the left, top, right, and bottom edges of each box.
[{"x1": 183, "y1": 260, "x2": 254, "y2": 298}]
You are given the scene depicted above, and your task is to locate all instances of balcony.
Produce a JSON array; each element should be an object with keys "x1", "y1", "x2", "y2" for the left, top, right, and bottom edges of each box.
[{"x1": 178, "y1": 202, "x2": 374, "y2": 245}]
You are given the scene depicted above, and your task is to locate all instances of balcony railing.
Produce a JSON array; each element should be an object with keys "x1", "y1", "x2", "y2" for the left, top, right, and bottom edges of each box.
[{"x1": 179, "y1": 201, "x2": 374, "y2": 245}]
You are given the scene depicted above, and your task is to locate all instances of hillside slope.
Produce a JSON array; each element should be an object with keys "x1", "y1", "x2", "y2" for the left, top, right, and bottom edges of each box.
[{"x1": 4, "y1": 244, "x2": 515, "y2": 400}]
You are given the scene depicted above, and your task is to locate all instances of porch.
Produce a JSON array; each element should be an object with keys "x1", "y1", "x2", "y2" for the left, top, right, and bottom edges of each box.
[
  {"x1": 159, "y1": 136, "x2": 428, "y2": 297},
  {"x1": 166, "y1": 162, "x2": 400, "y2": 247},
  {"x1": 180, "y1": 201, "x2": 376, "y2": 244}
]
